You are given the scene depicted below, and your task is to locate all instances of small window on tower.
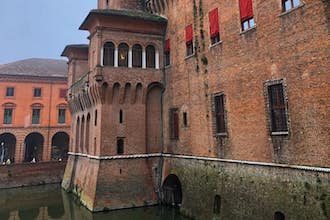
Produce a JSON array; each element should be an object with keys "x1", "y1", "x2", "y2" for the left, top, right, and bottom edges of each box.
[
  {"x1": 185, "y1": 25, "x2": 194, "y2": 57},
  {"x1": 34, "y1": 88, "x2": 42, "y2": 97},
  {"x1": 239, "y1": 0, "x2": 255, "y2": 31},
  {"x1": 209, "y1": 8, "x2": 220, "y2": 45}
]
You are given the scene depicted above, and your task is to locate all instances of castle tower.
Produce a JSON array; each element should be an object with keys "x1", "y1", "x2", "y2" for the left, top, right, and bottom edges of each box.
[{"x1": 98, "y1": 0, "x2": 144, "y2": 11}]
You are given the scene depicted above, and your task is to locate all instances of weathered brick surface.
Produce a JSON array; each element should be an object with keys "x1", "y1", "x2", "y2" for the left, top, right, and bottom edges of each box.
[
  {"x1": 163, "y1": 157, "x2": 330, "y2": 220},
  {"x1": 160, "y1": 0, "x2": 330, "y2": 167},
  {"x1": 0, "y1": 161, "x2": 66, "y2": 189}
]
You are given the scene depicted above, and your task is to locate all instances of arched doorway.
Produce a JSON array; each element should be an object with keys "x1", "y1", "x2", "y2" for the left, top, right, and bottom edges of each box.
[
  {"x1": 51, "y1": 132, "x2": 69, "y2": 161},
  {"x1": 24, "y1": 132, "x2": 44, "y2": 162},
  {"x1": 162, "y1": 174, "x2": 182, "y2": 206},
  {"x1": 0, "y1": 133, "x2": 16, "y2": 164}
]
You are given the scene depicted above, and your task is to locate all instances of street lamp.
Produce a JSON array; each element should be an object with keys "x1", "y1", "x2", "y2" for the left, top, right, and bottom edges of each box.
[{"x1": 0, "y1": 142, "x2": 4, "y2": 164}]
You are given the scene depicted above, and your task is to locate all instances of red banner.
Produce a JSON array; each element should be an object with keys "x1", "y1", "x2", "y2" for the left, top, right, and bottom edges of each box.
[
  {"x1": 240, "y1": 0, "x2": 254, "y2": 21},
  {"x1": 209, "y1": 8, "x2": 220, "y2": 37},
  {"x1": 185, "y1": 24, "x2": 193, "y2": 43}
]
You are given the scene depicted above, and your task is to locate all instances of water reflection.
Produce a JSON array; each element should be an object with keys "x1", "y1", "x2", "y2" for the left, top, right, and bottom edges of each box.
[{"x1": 0, "y1": 184, "x2": 189, "y2": 220}]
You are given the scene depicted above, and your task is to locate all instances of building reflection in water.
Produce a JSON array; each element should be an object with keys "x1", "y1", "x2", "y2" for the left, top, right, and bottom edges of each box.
[{"x1": 0, "y1": 185, "x2": 188, "y2": 220}]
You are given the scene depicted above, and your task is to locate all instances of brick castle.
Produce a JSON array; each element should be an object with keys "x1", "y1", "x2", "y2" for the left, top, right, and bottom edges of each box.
[{"x1": 61, "y1": 0, "x2": 330, "y2": 219}]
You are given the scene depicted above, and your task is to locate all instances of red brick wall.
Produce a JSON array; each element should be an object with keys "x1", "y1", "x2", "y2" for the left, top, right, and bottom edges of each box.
[
  {"x1": 158, "y1": 0, "x2": 329, "y2": 167},
  {"x1": 0, "y1": 161, "x2": 66, "y2": 189}
]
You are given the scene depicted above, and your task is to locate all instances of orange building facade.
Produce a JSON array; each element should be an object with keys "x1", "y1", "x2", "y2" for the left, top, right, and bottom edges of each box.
[{"x1": 0, "y1": 59, "x2": 70, "y2": 164}]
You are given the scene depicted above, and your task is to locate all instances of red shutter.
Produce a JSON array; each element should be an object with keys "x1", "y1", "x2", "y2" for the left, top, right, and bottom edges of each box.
[
  {"x1": 185, "y1": 24, "x2": 193, "y2": 43},
  {"x1": 165, "y1": 39, "x2": 170, "y2": 52},
  {"x1": 209, "y1": 8, "x2": 220, "y2": 37},
  {"x1": 239, "y1": 0, "x2": 254, "y2": 21}
]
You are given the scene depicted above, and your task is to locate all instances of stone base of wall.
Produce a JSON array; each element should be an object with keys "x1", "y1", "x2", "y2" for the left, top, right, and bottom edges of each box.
[
  {"x1": 163, "y1": 157, "x2": 330, "y2": 220},
  {"x1": 62, "y1": 155, "x2": 160, "y2": 211},
  {"x1": 0, "y1": 161, "x2": 66, "y2": 189}
]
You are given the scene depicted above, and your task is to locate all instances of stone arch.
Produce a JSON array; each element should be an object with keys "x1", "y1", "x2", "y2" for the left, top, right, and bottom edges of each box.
[
  {"x1": 0, "y1": 133, "x2": 16, "y2": 164},
  {"x1": 162, "y1": 174, "x2": 182, "y2": 206},
  {"x1": 85, "y1": 113, "x2": 91, "y2": 154},
  {"x1": 124, "y1": 83, "x2": 131, "y2": 104},
  {"x1": 132, "y1": 44, "x2": 142, "y2": 68},
  {"x1": 112, "y1": 83, "x2": 121, "y2": 104},
  {"x1": 80, "y1": 115, "x2": 85, "y2": 153},
  {"x1": 118, "y1": 43, "x2": 129, "y2": 67},
  {"x1": 135, "y1": 83, "x2": 143, "y2": 104},
  {"x1": 146, "y1": 45, "x2": 156, "y2": 68},
  {"x1": 146, "y1": 82, "x2": 163, "y2": 153},
  {"x1": 103, "y1": 41, "x2": 115, "y2": 66},
  {"x1": 51, "y1": 132, "x2": 69, "y2": 161},
  {"x1": 75, "y1": 117, "x2": 80, "y2": 152},
  {"x1": 274, "y1": 211, "x2": 285, "y2": 220},
  {"x1": 24, "y1": 132, "x2": 44, "y2": 162}
]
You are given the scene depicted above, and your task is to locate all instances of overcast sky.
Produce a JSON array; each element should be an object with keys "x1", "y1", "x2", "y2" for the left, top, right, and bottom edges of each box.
[{"x1": 0, "y1": 0, "x2": 96, "y2": 64}]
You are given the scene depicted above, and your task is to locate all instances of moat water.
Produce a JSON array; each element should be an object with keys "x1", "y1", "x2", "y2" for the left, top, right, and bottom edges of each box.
[{"x1": 0, "y1": 184, "x2": 191, "y2": 220}]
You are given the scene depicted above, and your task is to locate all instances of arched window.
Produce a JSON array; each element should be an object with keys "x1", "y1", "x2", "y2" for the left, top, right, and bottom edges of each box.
[
  {"x1": 146, "y1": 45, "x2": 156, "y2": 68},
  {"x1": 117, "y1": 139, "x2": 124, "y2": 155},
  {"x1": 103, "y1": 42, "x2": 115, "y2": 66},
  {"x1": 213, "y1": 195, "x2": 221, "y2": 214},
  {"x1": 274, "y1": 212, "x2": 285, "y2": 220},
  {"x1": 118, "y1": 43, "x2": 129, "y2": 67},
  {"x1": 132, "y1": 44, "x2": 142, "y2": 67}
]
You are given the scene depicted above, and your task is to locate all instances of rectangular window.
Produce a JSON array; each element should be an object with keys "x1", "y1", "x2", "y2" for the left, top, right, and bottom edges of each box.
[
  {"x1": 169, "y1": 108, "x2": 179, "y2": 140},
  {"x1": 164, "y1": 39, "x2": 171, "y2": 66},
  {"x1": 32, "y1": 109, "x2": 41, "y2": 124},
  {"x1": 59, "y1": 89, "x2": 67, "y2": 98},
  {"x1": 183, "y1": 112, "x2": 188, "y2": 128},
  {"x1": 268, "y1": 84, "x2": 288, "y2": 133},
  {"x1": 6, "y1": 87, "x2": 14, "y2": 97},
  {"x1": 185, "y1": 24, "x2": 194, "y2": 57},
  {"x1": 239, "y1": 0, "x2": 255, "y2": 31},
  {"x1": 209, "y1": 8, "x2": 220, "y2": 44},
  {"x1": 282, "y1": 0, "x2": 301, "y2": 12},
  {"x1": 3, "y1": 109, "x2": 13, "y2": 124},
  {"x1": 34, "y1": 88, "x2": 42, "y2": 97},
  {"x1": 214, "y1": 94, "x2": 226, "y2": 134},
  {"x1": 58, "y1": 109, "x2": 66, "y2": 124}
]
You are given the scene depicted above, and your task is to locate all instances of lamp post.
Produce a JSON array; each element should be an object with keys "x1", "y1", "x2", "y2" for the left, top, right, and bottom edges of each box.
[{"x1": 0, "y1": 142, "x2": 4, "y2": 164}]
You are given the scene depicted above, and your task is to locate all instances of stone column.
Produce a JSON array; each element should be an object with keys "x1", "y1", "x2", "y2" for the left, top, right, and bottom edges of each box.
[
  {"x1": 128, "y1": 47, "x2": 133, "y2": 68},
  {"x1": 114, "y1": 47, "x2": 119, "y2": 67},
  {"x1": 142, "y1": 47, "x2": 146, "y2": 69},
  {"x1": 155, "y1": 49, "x2": 160, "y2": 69}
]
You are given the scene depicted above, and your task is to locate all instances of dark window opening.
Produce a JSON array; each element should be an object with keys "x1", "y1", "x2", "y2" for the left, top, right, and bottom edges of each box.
[
  {"x1": 183, "y1": 112, "x2": 188, "y2": 128},
  {"x1": 117, "y1": 139, "x2": 124, "y2": 155},
  {"x1": 119, "y1": 110, "x2": 123, "y2": 124},
  {"x1": 214, "y1": 94, "x2": 226, "y2": 134},
  {"x1": 282, "y1": 0, "x2": 300, "y2": 12},
  {"x1": 274, "y1": 211, "x2": 285, "y2": 220},
  {"x1": 103, "y1": 42, "x2": 115, "y2": 66},
  {"x1": 58, "y1": 109, "x2": 66, "y2": 124},
  {"x1": 169, "y1": 109, "x2": 179, "y2": 140},
  {"x1": 268, "y1": 84, "x2": 288, "y2": 132},
  {"x1": 146, "y1": 45, "x2": 156, "y2": 68},
  {"x1": 32, "y1": 109, "x2": 41, "y2": 124},
  {"x1": 211, "y1": 33, "x2": 220, "y2": 45},
  {"x1": 34, "y1": 88, "x2": 42, "y2": 97},
  {"x1": 213, "y1": 195, "x2": 221, "y2": 214},
  {"x1": 132, "y1": 44, "x2": 142, "y2": 67},
  {"x1": 94, "y1": 110, "x2": 98, "y2": 126},
  {"x1": 186, "y1": 41, "x2": 194, "y2": 57},
  {"x1": 118, "y1": 43, "x2": 129, "y2": 67},
  {"x1": 3, "y1": 109, "x2": 13, "y2": 124},
  {"x1": 6, "y1": 87, "x2": 14, "y2": 97}
]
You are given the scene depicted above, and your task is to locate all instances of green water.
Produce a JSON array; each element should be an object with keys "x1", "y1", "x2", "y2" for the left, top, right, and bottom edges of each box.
[{"x1": 0, "y1": 184, "x2": 190, "y2": 220}]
